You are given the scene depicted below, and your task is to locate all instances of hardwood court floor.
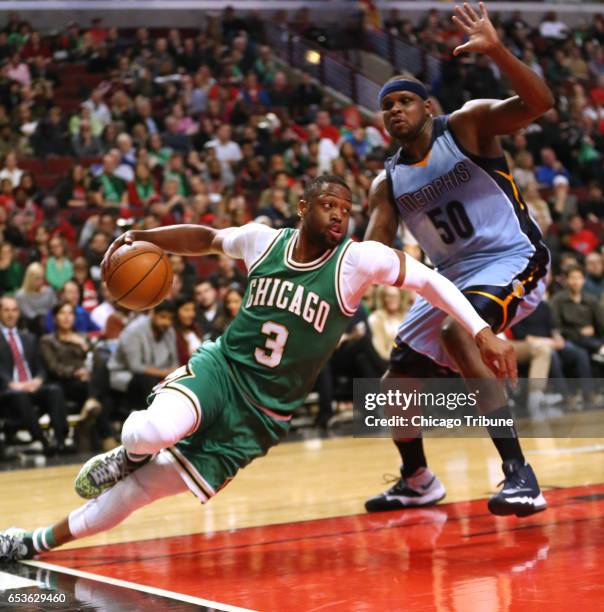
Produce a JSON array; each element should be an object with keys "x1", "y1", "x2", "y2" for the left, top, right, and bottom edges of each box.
[{"x1": 1, "y1": 435, "x2": 604, "y2": 610}]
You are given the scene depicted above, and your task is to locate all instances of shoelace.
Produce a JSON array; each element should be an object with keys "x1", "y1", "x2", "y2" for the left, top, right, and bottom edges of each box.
[
  {"x1": 496, "y1": 470, "x2": 527, "y2": 490},
  {"x1": 89, "y1": 451, "x2": 126, "y2": 487},
  {"x1": 381, "y1": 472, "x2": 409, "y2": 494},
  {"x1": 382, "y1": 473, "x2": 401, "y2": 485}
]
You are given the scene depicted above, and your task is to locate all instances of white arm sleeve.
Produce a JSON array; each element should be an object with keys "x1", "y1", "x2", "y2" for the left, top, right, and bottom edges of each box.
[
  {"x1": 221, "y1": 223, "x2": 279, "y2": 269},
  {"x1": 339, "y1": 241, "x2": 402, "y2": 312},
  {"x1": 340, "y1": 242, "x2": 488, "y2": 338},
  {"x1": 402, "y1": 254, "x2": 489, "y2": 338}
]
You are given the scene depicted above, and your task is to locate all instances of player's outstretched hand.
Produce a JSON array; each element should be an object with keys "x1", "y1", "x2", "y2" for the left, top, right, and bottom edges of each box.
[
  {"x1": 101, "y1": 230, "x2": 136, "y2": 281},
  {"x1": 452, "y1": 2, "x2": 500, "y2": 57},
  {"x1": 475, "y1": 328, "x2": 518, "y2": 386}
]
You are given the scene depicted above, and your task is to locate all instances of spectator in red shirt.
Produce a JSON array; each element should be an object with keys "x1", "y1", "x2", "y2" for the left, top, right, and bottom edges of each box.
[
  {"x1": 73, "y1": 257, "x2": 99, "y2": 312},
  {"x1": 21, "y1": 31, "x2": 51, "y2": 60},
  {"x1": 127, "y1": 162, "x2": 159, "y2": 207},
  {"x1": 564, "y1": 214, "x2": 600, "y2": 256},
  {"x1": 89, "y1": 17, "x2": 108, "y2": 47},
  {"x1": 11, "y1": 187, "x2": 43, "y2": 238},
  {"x1": 591, "y1": 75, "x2": 604, "y2": 107},
  {"x1": 0, "y1": 179, "x2": 14, "y2": 211},
  {"x1": 316, "y1": 110, "x2": 341, "y2": 145}
]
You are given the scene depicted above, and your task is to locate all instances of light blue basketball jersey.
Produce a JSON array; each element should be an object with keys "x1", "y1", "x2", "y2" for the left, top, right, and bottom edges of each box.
[{"x1": 385, "y1": 116, "x2": 549, "y2": 278}]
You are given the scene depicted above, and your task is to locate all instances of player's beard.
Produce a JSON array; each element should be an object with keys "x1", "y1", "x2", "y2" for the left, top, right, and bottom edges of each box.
[
  {"x1": 393, "y1": 114, "x2": 431, "y2": 145},
  {"x1": 306, "y1": 223, "x2": 339, "y2": 252}
]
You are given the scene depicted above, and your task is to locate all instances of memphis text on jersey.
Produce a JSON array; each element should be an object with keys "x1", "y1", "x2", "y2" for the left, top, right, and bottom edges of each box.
[
  {"x1": 245, "y1": 276, "x2": 331, "y2": 333},
  {"x1": 396, "y1": 161, "x2": 471, "y2": 213}
]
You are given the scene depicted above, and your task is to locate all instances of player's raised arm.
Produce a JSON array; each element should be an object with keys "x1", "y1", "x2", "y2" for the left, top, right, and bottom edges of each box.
[
  {"x1": 450, "y1": 2, "x2": 554, "y2": 137},
  {"x1": 364, "y1": 171, "x2": 399, "y2": 246}
]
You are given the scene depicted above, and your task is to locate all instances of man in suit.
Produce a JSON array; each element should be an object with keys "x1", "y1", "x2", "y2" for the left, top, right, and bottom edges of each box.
[{"x1": 0, "y1": 296, "x2": 69, "y2": 454}]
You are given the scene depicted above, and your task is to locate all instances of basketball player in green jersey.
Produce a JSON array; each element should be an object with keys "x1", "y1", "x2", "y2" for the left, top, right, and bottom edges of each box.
[{"x1": 0, "y1": 176, "x2": 514, "y2": 561}]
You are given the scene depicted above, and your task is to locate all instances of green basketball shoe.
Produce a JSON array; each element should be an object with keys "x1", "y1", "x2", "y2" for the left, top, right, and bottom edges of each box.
[{"x1": 74, "y1": 446, "x2": 151, "y2": 499}]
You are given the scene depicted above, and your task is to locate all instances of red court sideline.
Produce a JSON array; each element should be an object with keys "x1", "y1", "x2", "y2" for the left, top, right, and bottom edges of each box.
[{"x1": 30, "y1": 483, "x2": 604, "y2": 612}]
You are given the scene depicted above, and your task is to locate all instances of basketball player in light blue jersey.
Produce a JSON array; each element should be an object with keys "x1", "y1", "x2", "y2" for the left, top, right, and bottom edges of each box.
[{"x1": 365, "y1": 2, "x2": 553, "y2": 517}]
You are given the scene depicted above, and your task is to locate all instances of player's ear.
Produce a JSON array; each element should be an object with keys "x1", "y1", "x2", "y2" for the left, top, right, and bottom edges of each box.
[{"x1": 298, "y1": 199, "x2": 308, "y2": 219}]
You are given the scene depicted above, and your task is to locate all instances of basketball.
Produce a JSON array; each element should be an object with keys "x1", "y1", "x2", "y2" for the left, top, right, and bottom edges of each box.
[{"x1": 104, "y1": 240, "x2": 173, "y2": 311}]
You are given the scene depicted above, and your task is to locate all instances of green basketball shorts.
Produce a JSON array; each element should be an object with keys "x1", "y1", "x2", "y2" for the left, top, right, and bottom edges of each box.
[{"x1": 148, "y1": 341, "x2": 290, "y2": 503}]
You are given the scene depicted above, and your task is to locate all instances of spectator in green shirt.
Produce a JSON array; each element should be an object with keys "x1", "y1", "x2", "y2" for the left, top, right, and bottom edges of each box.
[
  {"x1": 91, "y1": 154, "x2": 128, "y2": 207},
  {"x1": 163, "y1": 152, "x2": 190, "y2": 196},
  {"x1": 0, "y1": 242, "x2": 23, "y2": 293},
  {"x1": 148, "y1": 133, "x2": 172, "y2": 168},
  {"x1": 254, "y1": 45, "x2": 277, "y2": 84},
  {"x1": 45, "y1": 236, "x2": 73, "y2": 291}
]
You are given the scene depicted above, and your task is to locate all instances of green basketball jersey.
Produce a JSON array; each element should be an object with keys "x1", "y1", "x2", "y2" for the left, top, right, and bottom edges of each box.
[{"x1": 219, "y1": 228, "x2": 353, "y2": 413}]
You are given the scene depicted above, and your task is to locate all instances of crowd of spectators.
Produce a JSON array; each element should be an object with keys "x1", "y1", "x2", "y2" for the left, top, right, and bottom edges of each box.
[{"x1": 0, "y1": 5, "x2": 603, "y2": 458}]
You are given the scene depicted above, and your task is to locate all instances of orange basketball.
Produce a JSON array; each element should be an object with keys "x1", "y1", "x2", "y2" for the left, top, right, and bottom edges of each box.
[{"x1": 105, "y1": 240, "x2": 173, "y2": 311}]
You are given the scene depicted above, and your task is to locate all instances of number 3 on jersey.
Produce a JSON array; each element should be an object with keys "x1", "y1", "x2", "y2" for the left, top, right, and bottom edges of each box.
[{"x1": 255, "y1": 321, "x2": 289, "y2": 368}]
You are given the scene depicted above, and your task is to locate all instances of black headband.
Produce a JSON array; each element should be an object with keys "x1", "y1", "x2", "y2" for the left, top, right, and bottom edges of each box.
[{"x1": 378, "y1": 80, "x2": 428, "y2": 106}]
